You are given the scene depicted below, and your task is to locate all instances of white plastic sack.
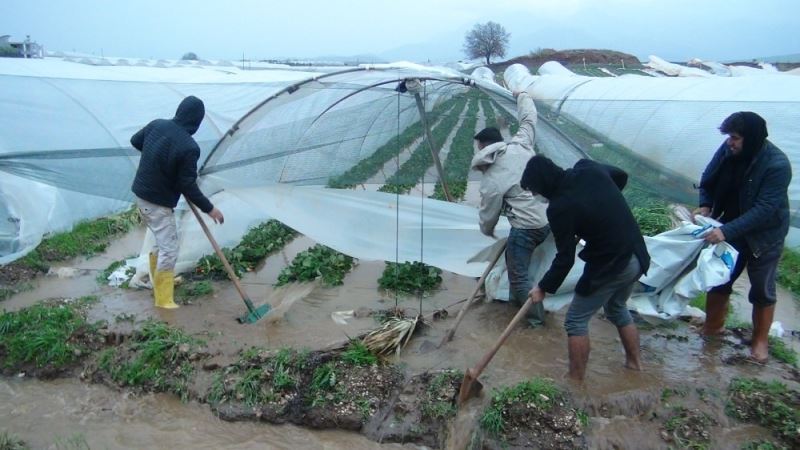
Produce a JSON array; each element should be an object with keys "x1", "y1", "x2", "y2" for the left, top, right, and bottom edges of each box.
[{"x1": 673, "y1": 241, "x2": 738, "y2": 299}]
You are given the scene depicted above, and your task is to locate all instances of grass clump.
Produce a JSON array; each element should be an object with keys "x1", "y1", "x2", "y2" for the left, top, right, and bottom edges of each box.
[
  {"x1": 276, "y1": 244, "x2": 354, "y2": 286},
  {"x1": 777, "y1": 247, "x2": 800, "y2": 298},
  {"x1": 480, "y1": 377, "x2": 566, "y2": 437},
  {"x1": 340, "y1": 340, "x2": 378, "y2": 366},
  {"x1": 741, "y1": 440, "x2": 787, "y2": 450},
  {"x1": 194, "y1": 220, "x2": 297, "y2": 279},
  {"x1": 175, "y1": 280, "x2": 213, "y2": 304},
  {"x1": 768, "y1": 337, "x2": 797, "y2": 367},
  {"x1": 98, "y1": 320, "x2": 205, "y2": 401},
  {"x1": 21, "y1": 207, "x2": 141, "y2": 269},
  {"x1": 207, "y1": 346, "x2": 309, "y2": 407},
  {"x1": 0, "y1": 297, "x2": 101, "y2": 372},
  {"x1": 0, "y1": 431, "x2": 29, "y2": 450},
  {"x1": 420, "y1": 370, "x2": 461, "y2": 421},
  {"x1": 378, "y1": 261, "x2": 442, "y2": 295},
  {"x1": 726, "y1": 377, "x2": 800, "y2": 447},
  {"x1": 662, "y1": 406, "x2": 715, "y2": 450},
  {"x1": 631, "y1": 201, "x2": 673, "y2": 236}
]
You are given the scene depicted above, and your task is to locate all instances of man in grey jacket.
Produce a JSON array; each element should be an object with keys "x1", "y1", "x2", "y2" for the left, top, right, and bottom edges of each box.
[{"x1": 471, "y1": 91, "x2": 550, "y2": 326}]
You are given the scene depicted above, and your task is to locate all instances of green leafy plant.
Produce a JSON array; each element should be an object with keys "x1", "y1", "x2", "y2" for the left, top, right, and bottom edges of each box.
[
  {"x1": 341, "y1": 340, "x2": 378, "y2": 366},
  {"x1": 0, "y1": 431, "x2": 29, "y2": 450},
  {"x1": 631, "y1": 202, "x2": 673, "y2": 236},
  {"x1": 431, "y1": 95, "x2": 480, "y2": 201},
  {"x1": 102, "y1": 320, "x2": 205, "y2": 401},
  {"x1": 480, "y1": 377, "x2": 566, "y2": 437},
  {"x1": 777, "y1": 247, "x2": 800, "y2": 298},
  {"x1": 727, "y1": 377, "x2": 799, "y2": 447},
  {"x1": 379, "y1": 261, "x2": 442, "y2": 294},
  {"x1": 276, "y1": 244, "x2": 354, "y2": 286},
  {"x1": 0, "y1": 297, "x2": 100, "y2": 370}
]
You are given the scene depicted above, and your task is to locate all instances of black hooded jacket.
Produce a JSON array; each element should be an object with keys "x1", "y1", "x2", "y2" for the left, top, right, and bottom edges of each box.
[
  {"x1": 521, "y1": 157, "x2": 650, "y2": 296},
  {"x1": 131, "y1": 96, "x2": 213, "y2": 213}
]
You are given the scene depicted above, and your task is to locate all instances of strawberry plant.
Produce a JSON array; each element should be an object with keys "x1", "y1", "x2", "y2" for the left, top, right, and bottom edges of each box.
[
  {"x1": 379, "y1": 261, "x2": 442, "y2": 294},
  {"x1": 276, "y1": 244, "x2": 355, "y2": 286}
]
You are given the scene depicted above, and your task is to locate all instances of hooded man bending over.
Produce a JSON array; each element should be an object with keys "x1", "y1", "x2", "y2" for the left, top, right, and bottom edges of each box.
[
  {"x1": 131, "y1": 95, "x2": 224, "y2": 309},
  {"x1": 470, "y1": 91, "x2": 550, "y2": 327},
  {"x1": 521, "y1": 156, "x2": 650, "y2": 381}
]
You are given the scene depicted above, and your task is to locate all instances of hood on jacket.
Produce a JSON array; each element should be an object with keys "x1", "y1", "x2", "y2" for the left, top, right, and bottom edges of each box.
[
  {"x1": 738, "y1": 111, "x2": 768, "y2": 159},
  {"x1": 470, "y1": 141, "x2": 506, "y2": 171},
  {"x1": 173, "y1": 96, "x2": 205, "y2": 135},
  {"x1": 521, "y1": 155, "x2": 565, "y2": 199}
]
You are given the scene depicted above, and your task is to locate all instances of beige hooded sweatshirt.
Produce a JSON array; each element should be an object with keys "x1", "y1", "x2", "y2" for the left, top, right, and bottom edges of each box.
[{"x1": 470, "y1": 92, "x2": 548, "y2": 235}]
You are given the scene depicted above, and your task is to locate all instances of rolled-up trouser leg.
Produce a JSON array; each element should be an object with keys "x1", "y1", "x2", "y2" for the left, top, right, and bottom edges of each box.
[
  {"x1": 136, "y1": 197, "x2": 179, "y2": 271},
  {"x1": 506, "y1": 226, "x2": 550, "y2": 326}
]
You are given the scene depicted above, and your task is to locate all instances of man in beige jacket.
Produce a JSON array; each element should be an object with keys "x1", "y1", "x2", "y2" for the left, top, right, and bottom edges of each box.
[{"x1": 471, "y1": 91, "x2": 550, "y2": 326}]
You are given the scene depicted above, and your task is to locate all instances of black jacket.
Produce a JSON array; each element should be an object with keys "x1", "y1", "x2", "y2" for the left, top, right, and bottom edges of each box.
[
  {"x1": 522, "y1": 157, "x2": 650, "y2": 296},
  {"x1": 131, "y1": 96, "x2": 214, "y2": 213},
  {"x1": 699, "y1": 140, "x2": 791, "y2": 257}
]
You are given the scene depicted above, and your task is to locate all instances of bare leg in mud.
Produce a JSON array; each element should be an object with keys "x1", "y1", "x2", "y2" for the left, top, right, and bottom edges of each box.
[
  {"x1": 618, "y1": 324, "x2": 642, "y2": 371},
  {"x1": 702, "y1": 292, "x2": 730, "y2": 336},
  {"x1": 568, "y1": 336, "x2": 590, "y2": 381},
  {"x1": 750, "y1": 304, "x2": 775, "y2": 362}
]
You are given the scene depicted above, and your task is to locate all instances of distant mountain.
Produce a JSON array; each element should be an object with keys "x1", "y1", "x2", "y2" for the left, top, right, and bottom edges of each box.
[{"x1": 758, "y1": 53, "x2": 800, "y2": 63}]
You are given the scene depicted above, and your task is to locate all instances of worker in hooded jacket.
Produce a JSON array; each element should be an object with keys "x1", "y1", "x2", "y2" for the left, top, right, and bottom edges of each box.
[
  {"x1": 131, "y1": 95, "x2": 224, "y2": 309},
  {"x1": 471, "y1": 90, "x2": 550, "y2": 327}
]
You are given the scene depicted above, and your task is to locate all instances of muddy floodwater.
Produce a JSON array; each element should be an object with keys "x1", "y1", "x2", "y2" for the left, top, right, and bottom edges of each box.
[{"x1": 1, "y1": 223, "x2": 799, "y2": 449}]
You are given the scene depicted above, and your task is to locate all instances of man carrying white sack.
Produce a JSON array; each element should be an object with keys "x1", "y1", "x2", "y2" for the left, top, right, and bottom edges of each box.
[
  {"x1": 471, "y1": 90, "x2": 550, "y2": 327},
  {"x1": 131, "y1": 95, "x2": 225, "y2": 309}
]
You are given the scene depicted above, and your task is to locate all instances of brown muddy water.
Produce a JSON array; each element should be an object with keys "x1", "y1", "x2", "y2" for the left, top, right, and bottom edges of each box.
[{"x1": 2, "y1": 225, "x2": 799, "y2": 449}]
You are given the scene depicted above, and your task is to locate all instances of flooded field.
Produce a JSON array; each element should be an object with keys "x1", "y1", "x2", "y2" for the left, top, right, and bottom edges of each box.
[{"x1": 1, "y1": 223, "x2": 799, "y2": 449}]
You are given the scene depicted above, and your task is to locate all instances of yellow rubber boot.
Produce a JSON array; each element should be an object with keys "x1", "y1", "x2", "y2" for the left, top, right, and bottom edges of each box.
[
  {"x1": 154, "y1": 270, "x2": 179, "y2": 309},
  {"x1": 149, "y1": 252, "x2": 157, "y2": 284}
]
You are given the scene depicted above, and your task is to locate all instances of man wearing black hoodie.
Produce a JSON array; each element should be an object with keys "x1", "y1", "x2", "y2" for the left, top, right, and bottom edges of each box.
[
  {"x1": 131, "y1": 96, "x2": 224, "y2": 309},
  {"x1": 520, "y1": 156, "x2": 650, "y2": 381},
  {"x1": 696, "y1": 112, "x2": 791, "y2": 363}
]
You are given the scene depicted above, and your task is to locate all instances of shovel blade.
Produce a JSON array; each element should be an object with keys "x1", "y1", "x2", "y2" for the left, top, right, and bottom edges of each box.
[
  {"x1": 237, "y1": 303, "x2": 271, "y2": 324},
  {"x1": 457, "y1": 368, "x2": 484, "y2": 405}
]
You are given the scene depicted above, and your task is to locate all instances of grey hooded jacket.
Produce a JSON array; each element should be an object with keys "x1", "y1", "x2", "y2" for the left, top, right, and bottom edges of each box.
[
  {"x1": 131, "y1": 96, "x2": 214, "y2": 213},
  {"x1": 470, "y1": 92, "x2": 548, "y2": 234}
]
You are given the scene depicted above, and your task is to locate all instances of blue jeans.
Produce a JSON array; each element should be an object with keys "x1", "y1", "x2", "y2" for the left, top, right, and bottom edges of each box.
[{"x1": 506, "y1": 225, "x2": 551, "y2": 326}]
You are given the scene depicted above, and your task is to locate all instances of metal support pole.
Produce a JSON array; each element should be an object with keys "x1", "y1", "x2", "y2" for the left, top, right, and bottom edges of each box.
[{"x1": 413, "y1": 92, "x2": 453, "y2": 202}]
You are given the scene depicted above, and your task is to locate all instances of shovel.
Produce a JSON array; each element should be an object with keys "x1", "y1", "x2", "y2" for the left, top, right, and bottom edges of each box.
[
  {"x1": 439, "y1": 241, "x2": 506, "y2": 347},
  {"x1": 187, "y1": 201, "x2": 270, "y2": 324},
  {"x1": 458, "y1": 295, "x2": 536, "y2": 405}
]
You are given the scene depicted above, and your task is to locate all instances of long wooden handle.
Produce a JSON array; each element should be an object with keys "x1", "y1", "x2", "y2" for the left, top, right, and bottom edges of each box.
[
  {"x1": 470, "y1": 295, "x2": 536, "y2": 379},
  {"x1": 440, "y1": 242, "x2": 507, "y2": 346},
  {"x1": 187, "y1": 201, "x2": 250, "y2": 303}
]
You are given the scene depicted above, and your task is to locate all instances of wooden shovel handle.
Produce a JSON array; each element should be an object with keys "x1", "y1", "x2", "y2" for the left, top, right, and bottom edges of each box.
[
  {"x1": 469, "y1": 295, "x2": 536, "y2": 380},
  {"x1": 187, "y1": 201, "x2": 250, "y2": 303},
  {"x1": 440, "y1": 242, "x2": 506, "y2": 346}
]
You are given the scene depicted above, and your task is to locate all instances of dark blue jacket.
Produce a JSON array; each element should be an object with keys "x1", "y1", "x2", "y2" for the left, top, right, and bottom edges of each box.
[
  {"x1": 131, "y1": 96, "x2": 214, "y2": 213},
  {"x1": 699, "y1": 140, "x2": 791, "y2": 257}
]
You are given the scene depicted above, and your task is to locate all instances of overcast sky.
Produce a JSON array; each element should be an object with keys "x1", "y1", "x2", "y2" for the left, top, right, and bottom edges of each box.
[{"x1": 1, "y1": 0, "x2": 796, "y2": 62}]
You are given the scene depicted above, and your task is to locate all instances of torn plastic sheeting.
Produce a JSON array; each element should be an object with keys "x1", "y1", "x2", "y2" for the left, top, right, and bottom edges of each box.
[{"x1": 130, "y1": 185, "x2": 510, "y2": 283}]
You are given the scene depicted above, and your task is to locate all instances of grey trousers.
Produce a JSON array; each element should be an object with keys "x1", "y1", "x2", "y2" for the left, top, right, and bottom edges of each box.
[{"x1": 136, "y1": 197, "x2": 179, "y2": 271}]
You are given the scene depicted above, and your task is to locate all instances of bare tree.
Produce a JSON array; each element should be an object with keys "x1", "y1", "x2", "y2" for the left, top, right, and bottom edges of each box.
[{"x1": 463, "y1": 22, "x2": 510, "y2": 65}]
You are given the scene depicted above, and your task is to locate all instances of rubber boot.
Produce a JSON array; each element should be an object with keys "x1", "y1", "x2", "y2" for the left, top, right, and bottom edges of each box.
[
  {"x1": 148, "y1": 252, "x2": 157, "y2": 285},
  {"x1": 154, "y1": 270, "x2": 179, "y2": 309},
  {"x1": 750, "y1": 304, "x2": 775, "y2": 362},
  {"x1": 702, "y1": 291, "x2": 729, "y2": 336}
]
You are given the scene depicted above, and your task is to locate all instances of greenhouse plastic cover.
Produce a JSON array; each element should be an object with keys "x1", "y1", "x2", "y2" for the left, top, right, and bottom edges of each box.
[
  {"x1": 504, "y1": 62, "x2": 800, "y2": 244},
  {"x1": 0, "y1": 57, "x2": 511, "y2": 263}
]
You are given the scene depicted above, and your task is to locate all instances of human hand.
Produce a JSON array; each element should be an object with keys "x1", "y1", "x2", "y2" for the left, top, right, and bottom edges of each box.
[
  {"x1": 704, "y1": 227, "x2": 725, "y2": 244},
  {"x1": 208, "y1": 207, "x2": 225, "y2": 224},
  {"x1": 528, "y1": 286, "x2": 546, "y2": 304}
]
